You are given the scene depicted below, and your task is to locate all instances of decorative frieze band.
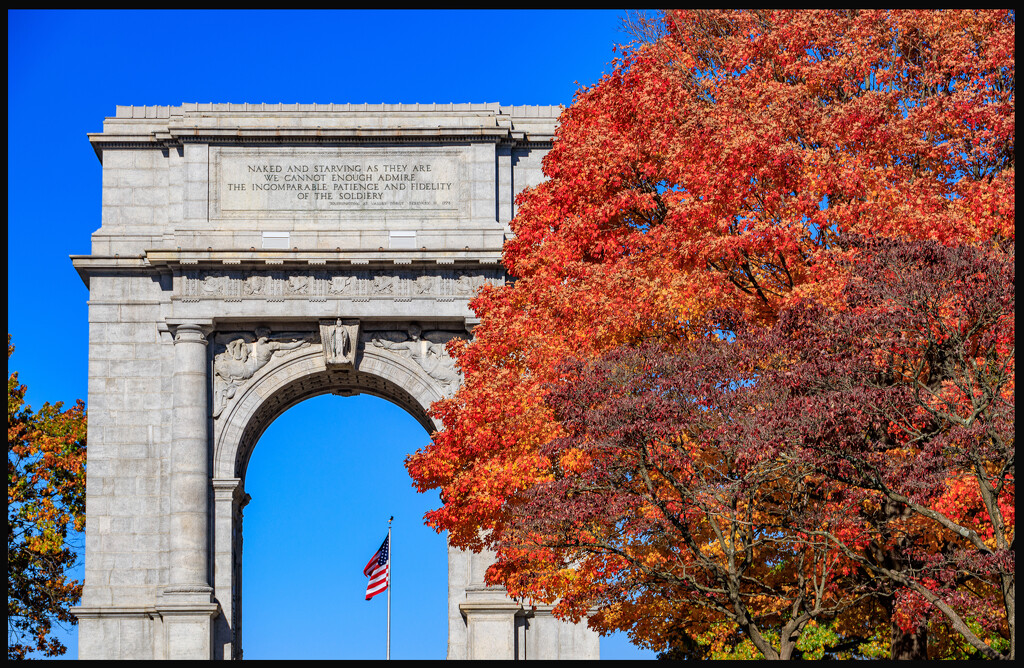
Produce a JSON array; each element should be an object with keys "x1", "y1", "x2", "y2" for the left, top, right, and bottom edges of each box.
[{"x1": 177, "y1": 268, "x2": 504, "y2": 300}]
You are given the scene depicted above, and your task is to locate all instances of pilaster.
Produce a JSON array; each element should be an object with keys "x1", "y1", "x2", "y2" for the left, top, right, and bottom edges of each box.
[{"x1": 212, "y1": 478, "x2": 245, "y2": 660}]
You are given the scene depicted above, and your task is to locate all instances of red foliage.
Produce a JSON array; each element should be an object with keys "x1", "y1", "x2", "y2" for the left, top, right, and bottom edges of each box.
[
  {"x1": 751, "y1": 237, "x2": 1014, "y2": 657},
  {"x1": 406, "y1": 9, "x2": 1014, "y2": 657}
]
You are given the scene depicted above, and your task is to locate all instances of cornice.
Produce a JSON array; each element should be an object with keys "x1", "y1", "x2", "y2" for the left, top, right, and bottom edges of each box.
[
  {"x1": 87, "y1": 130, "x2": 553, "y2": 161},
  {"x1": 143, "y1": 248, "x2": 503, "y2": 266},
  {"x1": 88, "y1": 102, "x2": 560, "y2": 161},
  {"x1": 71, "y1": 249, "x2": 506, "y2": 286}
]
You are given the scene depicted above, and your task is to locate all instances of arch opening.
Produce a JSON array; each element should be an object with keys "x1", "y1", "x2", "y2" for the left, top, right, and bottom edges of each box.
[
  {"x1": 240, "y1": 393, "x2": 446, "y2": 659},
  {"x1": 209, "y1": 338, "x2": 460, "y2": 660},
  {"x1": 213, "y1": 342, "x2": 445, "y2": 484},
  {"x1": 233, "y1": 366, "x2": 435, "y2": 485}
]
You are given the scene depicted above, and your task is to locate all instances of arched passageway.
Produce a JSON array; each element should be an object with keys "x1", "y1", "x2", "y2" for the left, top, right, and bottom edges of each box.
[
  {"x1": 210, "y1": 337, "x2": 467, "y2": 660},
  {"x1": 242, "y1": 393, "x2": 446, "y2": 660},
  {"x1": 208, "y1": 332, "x2": 598, "y2": 660}
]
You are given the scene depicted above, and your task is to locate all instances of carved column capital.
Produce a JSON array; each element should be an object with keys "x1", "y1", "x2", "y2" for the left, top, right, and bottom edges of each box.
[
  {"x1": 212, "y1": 477, "x2": 244, "y2": 502},
  {"x1": 170, "y1": 321, "x2": 213, "y2": 345}
]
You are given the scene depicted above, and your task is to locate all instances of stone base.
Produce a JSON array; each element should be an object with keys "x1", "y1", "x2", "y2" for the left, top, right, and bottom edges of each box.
[
  {"x1": 157, "y1": 587, "x2": 220, "y2": 659},
  {"x1": 73, "y1": 607, "x2": 159, "y2": 660},
  {"x1": 456, "y1": 586, "x2": 600, "y2": 660},
  {"x1": 460, "y1": 599, "x2": 522, "y2": 659},
  {"x1": 154, "y1": 605, "x2": 219, "y2": 659}
]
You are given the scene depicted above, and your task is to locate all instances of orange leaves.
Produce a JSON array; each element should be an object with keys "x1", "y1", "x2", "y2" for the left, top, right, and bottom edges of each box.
[
  {"x1": 8, "y1": 336, "x2": 87, "y2": 659},
  {"x1": 405, "y1": 8, "x2": 1013, "y2": 658},
  {"x1": 932, "y1": 476, "x2": 1016, "y2": 546}
]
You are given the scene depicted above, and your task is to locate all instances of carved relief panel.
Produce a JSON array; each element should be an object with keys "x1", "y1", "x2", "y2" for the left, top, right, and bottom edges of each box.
[
  {"x1": 178, "y1": 268, "x2": 504, "y2": 302},
  {"x1": 210, "y1": 322, "x2": 466, "y2": 420},
  {"x1": 211, "y1": 328, "x2": 312, "y2": 418},
  {"x1": 367, "y1": 324, "x2": 463, "y2": 398}
]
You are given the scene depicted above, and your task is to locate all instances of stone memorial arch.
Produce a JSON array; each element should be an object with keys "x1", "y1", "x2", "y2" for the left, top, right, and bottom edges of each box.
[{"x1": 70, "y1": 104, "x2": 599, "y2": 660}]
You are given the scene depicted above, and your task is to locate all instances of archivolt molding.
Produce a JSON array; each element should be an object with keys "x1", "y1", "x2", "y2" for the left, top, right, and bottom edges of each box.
[{"x1": 212, "y1": 332, "x2": 458, "y2": 481}]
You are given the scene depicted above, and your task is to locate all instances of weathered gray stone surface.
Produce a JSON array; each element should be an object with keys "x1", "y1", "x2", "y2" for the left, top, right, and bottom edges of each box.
[{"x1": 71, "y1": 103, "x2": 598, "y2": 660}]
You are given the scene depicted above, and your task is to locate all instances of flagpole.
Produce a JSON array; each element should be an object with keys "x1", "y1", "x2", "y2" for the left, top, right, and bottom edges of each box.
[{"x1": 387, "y1": 516, "x2": 392, "y2": 661}]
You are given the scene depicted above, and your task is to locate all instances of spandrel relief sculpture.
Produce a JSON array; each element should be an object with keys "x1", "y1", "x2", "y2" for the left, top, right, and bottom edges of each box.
[
  {"x1": 370, "y1": 324, "x2": 462, "y2": 397},
  {"x1": 212, "y1": 327, "x2": 311, "y2": 417}
]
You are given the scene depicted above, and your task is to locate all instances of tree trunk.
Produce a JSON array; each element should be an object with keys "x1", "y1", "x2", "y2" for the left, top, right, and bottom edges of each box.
[{"x1": 887, "y1": 599, "x2": 928, "y2": 660}]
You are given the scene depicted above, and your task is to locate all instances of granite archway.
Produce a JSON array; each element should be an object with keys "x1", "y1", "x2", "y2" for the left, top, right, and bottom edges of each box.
[
  {"x1": 71, "y1": 103, "x2": 599, "y2": 660},
  {"x1": 213, "y1": 334, "x2": 441, "y2": 483}
]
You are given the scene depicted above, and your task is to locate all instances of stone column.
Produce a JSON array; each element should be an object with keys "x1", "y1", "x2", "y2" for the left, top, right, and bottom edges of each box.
[{"x1": 158, "y1": 322, "x2": 218, "y2": 658}]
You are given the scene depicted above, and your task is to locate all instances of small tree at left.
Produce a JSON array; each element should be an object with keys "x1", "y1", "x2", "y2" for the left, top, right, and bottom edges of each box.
[{"x1": 7, "y1": 335, "x2": 86, "y2": 659}]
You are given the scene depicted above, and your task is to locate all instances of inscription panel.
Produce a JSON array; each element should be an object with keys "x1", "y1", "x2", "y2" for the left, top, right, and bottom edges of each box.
[{"x1": 210, "y1": 147, "x2": 467, "y2": 219}]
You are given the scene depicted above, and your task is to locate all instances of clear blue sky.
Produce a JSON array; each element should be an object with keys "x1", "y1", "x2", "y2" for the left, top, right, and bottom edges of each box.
[{"x1": 7, "y1": 9, "x2": 656, "y2": 660}]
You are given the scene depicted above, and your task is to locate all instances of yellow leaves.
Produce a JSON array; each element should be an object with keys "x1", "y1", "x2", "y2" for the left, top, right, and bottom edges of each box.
[
  {"x1": 8, "y1": 337, "x2": 88, "y2": 659},
  {"x1": 558, "y1": 447, "x2": 591, "y2": 474}
]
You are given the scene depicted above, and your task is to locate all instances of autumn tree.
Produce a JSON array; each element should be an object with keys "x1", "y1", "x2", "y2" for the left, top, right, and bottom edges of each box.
[
  {"x1": 8, "y1": 336, "x2": 87, "y2": 659},
  {"x1": 490, "y1": 329, "x2": 882, "y2": 660},
  {"x1": 406, "y1": 8, "x2": 1014, "y2": 658},
  {"x1": 751, "y1": 237, "x2": 1014, "y2": 659},
  {"x1": 514, "y1": 236, "x2": 1014, "y2": 659}
]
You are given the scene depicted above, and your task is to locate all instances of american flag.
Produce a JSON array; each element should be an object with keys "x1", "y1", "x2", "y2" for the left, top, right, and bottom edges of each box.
[{"x1": 363, "y1": 535, "x2": 390, "y2": 601}]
